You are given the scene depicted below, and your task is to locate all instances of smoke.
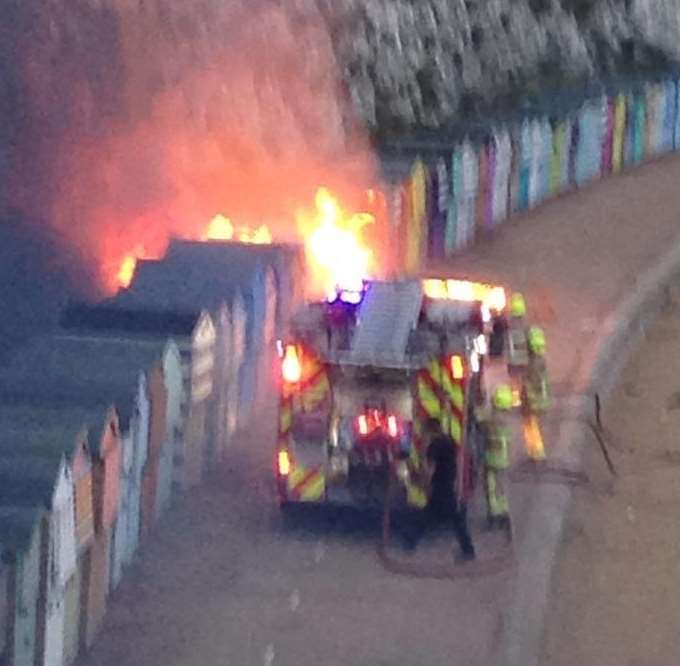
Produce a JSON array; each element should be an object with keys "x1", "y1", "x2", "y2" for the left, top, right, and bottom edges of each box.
[{"x1": 2, "y1": 0, "x2": 378, "y2": 294}]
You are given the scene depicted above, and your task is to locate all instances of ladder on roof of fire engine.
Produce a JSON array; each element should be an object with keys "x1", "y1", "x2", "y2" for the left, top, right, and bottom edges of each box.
[{"x1": 349, "y1": 280, "x2": 423, "y2": 364}]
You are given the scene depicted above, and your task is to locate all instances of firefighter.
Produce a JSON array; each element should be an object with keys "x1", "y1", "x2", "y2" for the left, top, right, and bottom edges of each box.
[
  {"x1": 403, "y1": 418, "x2": 476, "y2": 561},
  {"x1": 506, "y1": 292, "x2": 529, "y2": 406},
  {"x1": 508, "y1": 292, "x2": 527, "y2": 329},
  {"x1": 524, "y1": 326, "x2": 551, "y2": 414},
  {"x1": 476, "y1": 385, "x2": 513, "y2": 532},
  {"x1": 521, "y1": 326, "x2": 551, "y2": 461}
]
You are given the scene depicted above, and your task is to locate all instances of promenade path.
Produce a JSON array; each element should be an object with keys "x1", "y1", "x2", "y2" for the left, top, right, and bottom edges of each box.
[{"x1": 78, "y1": 153, "x2": 680, "y2": 666}]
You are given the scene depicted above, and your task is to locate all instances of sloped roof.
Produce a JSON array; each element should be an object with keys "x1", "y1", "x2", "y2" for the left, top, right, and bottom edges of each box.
[
  {"x1": 0, "y1": 333, "x2": 163, "y2": 429},
  {"x1": 0, "y1": 506, "x2": 43, "y2": 557},
  {"x1": 61, "y1": 302, "x2": 201, "y2": 339},
  {"x1": 0, "y1": 404, "x2": 92, "y2": 463},
  {"x1": 115, "y1": 243, "x2": 266, "y2": 315},
  {"x1": 166, "y1": 238, "x2": 303, "y2": 273},
  {"x1": 0, "y1": 455, "x2": 66, "y2": 507},
  {"x1": 166, "y1": 239, "x2": 305, "y2": 300}
]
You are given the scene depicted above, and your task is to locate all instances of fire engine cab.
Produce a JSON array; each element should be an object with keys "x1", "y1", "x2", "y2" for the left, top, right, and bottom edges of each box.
[{"x1": 274, "y1": 277, "x2": 506, "y2": 510}]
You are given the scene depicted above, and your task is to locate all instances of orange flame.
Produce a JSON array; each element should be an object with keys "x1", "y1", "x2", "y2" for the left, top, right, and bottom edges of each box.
[
  {"x1": 115, "y1": 244, "x2": 149, "y2": 288},
  {"x1": 296, "y1": 187, "x2": 375, "y2": 299},
  {"x1": 205, "y1": 215, "x2": 235, "y2": 241},
  {"x1": 204, "y1": 214, "x2": 272, "y2": 245},
  {"x1": 114, "y1": 188, "x2": 374, "y2": 293},
  {"x1": 117, "y1": 255, "x2": 137, "y2": 288},
  {"x1": 237, "y1": 224, "x2": 272, "y2": 244}
]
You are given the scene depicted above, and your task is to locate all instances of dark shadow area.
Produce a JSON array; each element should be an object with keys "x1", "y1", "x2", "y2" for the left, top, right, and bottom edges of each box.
[{"x1": 0, "y1": 209, "x2": 97, "y2": 364}]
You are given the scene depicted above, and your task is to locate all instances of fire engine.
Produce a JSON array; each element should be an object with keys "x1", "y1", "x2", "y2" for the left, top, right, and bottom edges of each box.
[{"x1": 274, "y1": 277, "x2": 507, "y2": 511}]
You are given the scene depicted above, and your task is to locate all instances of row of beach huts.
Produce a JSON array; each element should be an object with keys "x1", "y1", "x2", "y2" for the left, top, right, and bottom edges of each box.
[{"x1": 0, "y1": 239, "x2": 306, "y2": 666}]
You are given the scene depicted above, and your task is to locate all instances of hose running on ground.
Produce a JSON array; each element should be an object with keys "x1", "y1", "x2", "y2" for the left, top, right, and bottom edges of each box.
[{"x1": 376, "y1": 475, "x2": 516, "y2": 580}]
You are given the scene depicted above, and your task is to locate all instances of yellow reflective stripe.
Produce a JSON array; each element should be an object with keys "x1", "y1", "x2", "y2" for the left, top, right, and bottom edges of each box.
[
  {"x1": 287, "y1": 466, "x2": 325, "y2": 502},
  {"x1": 441, "y1": 372, "x2": 464, "y2": 410},
  {"x1": 302, "y1": 374, "x2": 330, "y2": 410},
  {"x1": 299, "y1": 473, "x2": 325, "y2": 501},
  {"x1": 449, "y1": 416, "x2": 462, "y2": 443},
  {"x1": 451, "y1": 385, "x2": 464, "y2": 410},
  {"x1": 417, "y1": 378, "x2": 440, "y2": 418},
  {"x1": 287, "y1": 468, "x2": 305, "y2": 490},
  {"x1": 279, "y1": 404, "x2": 292, "y2": 433},
  {"x1": 428, "y1": 360, "x2": 442, "y2": 386}
]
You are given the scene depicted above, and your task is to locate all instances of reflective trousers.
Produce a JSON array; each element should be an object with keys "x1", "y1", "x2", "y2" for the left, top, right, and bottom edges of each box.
[{"x1": 485, "y1": 467, "x2": 509, "y2": 518}]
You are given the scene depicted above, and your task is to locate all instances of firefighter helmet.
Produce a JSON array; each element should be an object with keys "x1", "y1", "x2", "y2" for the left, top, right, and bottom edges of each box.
[
  {"x1": 528, "y1": 326, "x2": 546, "y2": 356},
  {"x1": 493, "y1": 384, "x2": 513, "y2": 411},
  {"x1": 509, "y1": 293, "x2": 526, "y2": 318}
]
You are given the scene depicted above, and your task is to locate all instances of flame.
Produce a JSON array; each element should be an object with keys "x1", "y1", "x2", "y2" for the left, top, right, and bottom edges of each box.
[
  {"x1": 115, "y1": 244, "x2": 149, "y2": 288},
  {"x1": 117, "y1": 255, "x2": 137, "y2": 288},
  {"x1": 237, "y1": 224, "x2": 272, "y2": 244},
  {"x1": 205, "y1": 215, "x2": 235, "y2": 241},
  {"x1": 114, "y1": 187, "x2": 373, "y2": 293},
  {"x1": 297, "y1": 187, "x2": 375, "y2": 298},
  {"x1": 204, "y1": 214, "x2": 272, "y2": 245}
]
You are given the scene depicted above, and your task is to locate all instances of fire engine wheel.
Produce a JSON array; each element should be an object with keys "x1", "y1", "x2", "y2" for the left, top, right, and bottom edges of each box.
[
  {"x1": 278, "y1": 499, "x2": 303, "y2": 525},
  {"x1": 376, "y1": 479, "x2": 517, "y2": 580}
]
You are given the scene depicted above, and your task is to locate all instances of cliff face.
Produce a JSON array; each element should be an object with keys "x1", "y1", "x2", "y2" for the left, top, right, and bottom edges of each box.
[{"x1": 323, "y1": 0, "x2": 680, "y2": 131}]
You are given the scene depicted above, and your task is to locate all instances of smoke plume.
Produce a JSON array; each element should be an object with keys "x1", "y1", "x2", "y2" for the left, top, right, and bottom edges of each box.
[{"x1": 2, "y1": 0, "x2": 377, "y2": 294}]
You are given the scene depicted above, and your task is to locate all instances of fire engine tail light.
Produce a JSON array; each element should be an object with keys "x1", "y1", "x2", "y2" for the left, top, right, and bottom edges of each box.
[
  {"x1": 356, "y1": 412, "x2": 400, "y2": 438},
  {"x1": 281, "y1": 345, "x2": 302, "y2": 383},
  {"x1": 277, "y1": 450, "x2": 291, "y2": 476},
  {"x1": 450, "y1": 354, "x2": 465, "y2": 380}
]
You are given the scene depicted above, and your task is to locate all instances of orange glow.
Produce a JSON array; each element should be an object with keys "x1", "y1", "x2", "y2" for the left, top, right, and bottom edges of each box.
[
  {"x1": 117, "y1": 254, "x2": 137, "y2": 288},
  {"x1": 112, "y1": 213, "x2": 274, "y2": 289},
  {"x1": 204, "y1": 214, "x2": 272, "y2": 245},
  {"x1": 297, "y1": 187, "x2": 375, "y2": 298},
  {"x1": 237, "y1": 224, "x2": 272, "y2": 244},
  {"x1": 422, "y1": 279, "x2": 449, "y2": 300},
  {"x1": 112, "y1": 187, "x2": 371, "y2": 294},
  {"x1": 205, "y1": 215, "x2": 235, "y2": 241},
  {"x1": 423, "y1": 278, "x2": 506, "y2": 313},
  {"x1": 282, "y1": 345, "x2": 302, "y2": 383},
  {"x1": 13, "y1": 0, "x2": 385, "y2": 301},
  {"x1": 114, "y1": 244, "x2": 151, "y2": 289}
]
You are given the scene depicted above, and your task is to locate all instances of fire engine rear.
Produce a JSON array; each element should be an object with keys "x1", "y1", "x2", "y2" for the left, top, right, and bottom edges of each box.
[{"x1": 274, "y1": 278, "x2": 506, "y2": 510}]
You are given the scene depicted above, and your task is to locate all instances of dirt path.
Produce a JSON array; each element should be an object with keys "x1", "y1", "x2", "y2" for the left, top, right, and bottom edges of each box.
[{"x1": 542, "y1": 298, "x2": 680, "y2": 666}]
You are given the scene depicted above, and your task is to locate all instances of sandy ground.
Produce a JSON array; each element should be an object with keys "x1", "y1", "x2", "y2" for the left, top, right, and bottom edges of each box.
[{"x1": 542, "y1": 298, "x2": 680, "y2": 665}]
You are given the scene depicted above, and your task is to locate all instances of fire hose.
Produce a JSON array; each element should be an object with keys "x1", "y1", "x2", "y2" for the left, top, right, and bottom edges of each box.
[
  {"x1": 376, "y1": 395, "x2": 616, "y2": 578},
  {"x1": 510, "y1": 393, "x2": 617, "y2": 486},
  {"x1": 376, "y1": 473, "x2": 517, "y2": 580}
]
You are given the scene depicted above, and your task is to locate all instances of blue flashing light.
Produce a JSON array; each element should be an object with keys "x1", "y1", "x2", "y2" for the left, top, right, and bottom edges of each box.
[
  {"x1": 339, "y1": 289, "x2": 363, "y2": 305},
  {"x1": 327, "y1": 280, "x2": 370, "y2": 306}
]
